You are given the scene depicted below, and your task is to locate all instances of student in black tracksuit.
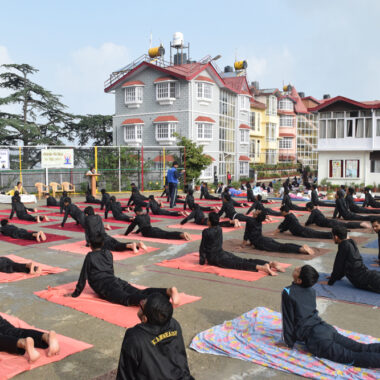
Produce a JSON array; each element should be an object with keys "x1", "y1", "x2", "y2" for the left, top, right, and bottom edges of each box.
[
  {"x1": 372, "y1": 219, "x2": 380, "y2": 264},
  {"x1": 323, "y1": 226, "x2": 380, "y2": 293},
  {"x1": 44, "y1": 194, "x2": 58, "y2": 207},
  {"x1": 333, "y1": 192, "x2": 380, "y2": 222},
  {"x1": 363, "y1": 187, "x2": 380, "y2": 209},
  {"x1": 242, "y1": 210, "x2": 314, "y2": 255},
  {"x1": 100, "y1": 189, "x2": 111, "y2": 210},
  {"x1": 281, "y1": 188, "x2": 307, "y2": 211},
  {"x1": 246, "y1": 194, "x2": 282, "y2": 216},
  {"x1": 0, "y1": 219, "x2": 46, "y2": 242},
  {"x1": 125, "y1": 207, "x2": 191, "y2": 241},
  {"x1": 61, "y1": 198, "x2": 85, "y2": 228},
  {"x1": 221, "y1": 188, "x2": 249, "y2": 207},
  {"x1": 105, "y1": 196, "x2": 131, "y2": 222},
  {"x1": 184, "y1": 189, "x2": 214, "y2": 212},
  {"x1": 85, "y1": 191, "x2": 101, "y2": 204},
  {"x1": 180, "y1": 204, "x2": 236, "y2": 227},
  {"x1": 199, "y1": 212, "x2": 284, "y2": 275},
  {"x1": 160, "y1": 184, "x2": 170, "y2": 202},
  {"x1": 310, "y1": 184, "x2": 335, "y2": 207},
  {"x1": 116, "y1": 293, "x2": 193, "y2": 380},
  {"x1": 281, "y1": 265, "x2": 380, "y2": 368},
  {"x1": 305, "y1": 202, "x2": 369, "y2": 229},
  {"x1": 127, "y1": 187, "x2": 149, "y2": 208},
  {"x1": 0, "y1": 255, "x2": 41, "y2": 275},
  {"x1": 218, "y1": 194, "x2": 249, "y2": 222},
  {"x1": 71, "y1": 233, "x2": 179, "y2": 307},
  {"x1": 345, "y1": 188, "x2": 380, "y2": 214},
  {"x1": 146, "y1": 196, "x2": 183, "y2": 217},
  {"x1": 275, "y1": 205, "x2": 333, "y2": 239},
  {"x1": 200, "y1": 183, "x2": 219, "y2": 200},
  {"x1": 9, "y1": 196, "x2": 47, "y2": 223},
  {"x1": 246, "y1": 183, "x2": 256, "y2": 202},
  {"x1": 59, "y1": 191, "x2": 68, "y2": 214}
]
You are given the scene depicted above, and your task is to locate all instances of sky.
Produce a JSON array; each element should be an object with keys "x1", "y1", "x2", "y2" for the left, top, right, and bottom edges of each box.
[{"x1": 1, "y1": 0, "x2": 380, "y2": 116}]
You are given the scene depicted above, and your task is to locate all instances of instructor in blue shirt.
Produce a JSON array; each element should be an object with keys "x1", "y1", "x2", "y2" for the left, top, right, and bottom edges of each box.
[{"x1": 167, "y1": 161, "x2": 184, "y2": 208}]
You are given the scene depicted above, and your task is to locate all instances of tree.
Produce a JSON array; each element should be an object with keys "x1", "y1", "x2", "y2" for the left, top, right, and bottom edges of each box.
[
  {"x1": 176, "y1": 135, "x2": 213, "y2": 183},
  {"x1": 74, "y1": 114, "x2": 113, "y2": 146},
  {"x1": 0, "y1": 63, "x2": 75, "y2": 167}
]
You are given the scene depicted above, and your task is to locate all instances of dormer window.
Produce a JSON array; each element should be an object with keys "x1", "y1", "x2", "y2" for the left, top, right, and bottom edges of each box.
[
  {"x1": 154, "y1": 77, "x2": 180, "y2": 105},
  {"x1": 153, "y1": 116, "x2": 178, "y2": 145},
  {"x1": 122, "y1": 81, "x2": 144, "y2": 108},
  {"x1": 195, "y1": 76, "x2": 214, "y2": 105},
  {"x1": 240, "y1": 96, "x2": 250, "y2": 113},
  {"x1": 278, "y1": 98, "x2": 294, "y2": 111}
]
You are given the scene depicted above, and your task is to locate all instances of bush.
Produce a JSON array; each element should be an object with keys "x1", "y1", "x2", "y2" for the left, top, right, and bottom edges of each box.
[{"x1": 231, "y1": 181, "x2": 240, "y2": 189}]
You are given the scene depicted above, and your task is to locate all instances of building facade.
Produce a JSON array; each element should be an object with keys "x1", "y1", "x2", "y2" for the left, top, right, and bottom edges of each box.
[{"x1": 249, "y1": 98, "x2": 266, "y2": 164}]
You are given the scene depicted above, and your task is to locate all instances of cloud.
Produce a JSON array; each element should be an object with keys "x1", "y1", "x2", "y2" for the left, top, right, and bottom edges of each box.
[{"x1": 0, "y1": 46, "x2": 12, "y2": 65}]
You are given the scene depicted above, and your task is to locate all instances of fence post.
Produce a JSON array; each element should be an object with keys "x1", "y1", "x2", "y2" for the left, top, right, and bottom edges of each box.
[
  {"x1": 118, "y1": 146, "x2": 121, "y2": 192},
  {"x1": 163, "y1": 147, "x2": 166, "y2": 186},
  {"x1": 94, "y1": 146, "x2": 98, "y2": 194},
  {"x1": 19, "y1": 147, "x2": 22, "y2": 182},
  {"x1": 141, "y1": 145, "x2": 144, "y2": 191},
  {"x1": 183, "y1": 146, "x2": 186, "y2": 186}
]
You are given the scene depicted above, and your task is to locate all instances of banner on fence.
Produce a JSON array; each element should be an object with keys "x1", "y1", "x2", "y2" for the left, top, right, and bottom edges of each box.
[
  {"x1": 0, "y1": 150, "x2": 10, "y2": 170},
  {"x1": 41, "y1": 149, "x2": 74, "y2": 169}
]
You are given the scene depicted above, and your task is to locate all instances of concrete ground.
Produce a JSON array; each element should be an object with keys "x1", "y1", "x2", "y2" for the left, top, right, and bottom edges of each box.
[{"x1": 0, "y1": 193, "x2": 379, "y2": 380}]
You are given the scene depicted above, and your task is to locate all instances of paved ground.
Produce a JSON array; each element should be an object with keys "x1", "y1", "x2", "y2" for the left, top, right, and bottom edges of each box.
[{"x1": 1, "y1": 193, "x2": 379, "y2": 380}]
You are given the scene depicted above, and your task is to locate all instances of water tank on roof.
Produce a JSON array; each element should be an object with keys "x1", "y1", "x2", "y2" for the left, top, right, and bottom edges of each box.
[
  {"x1": 224, "y1": 66, "x2": 233, "y2": 73},
  {"x1": 148, "y1": 45, "x2": 165, "y2": 58},
  {"x1": 283, "y1": 84, "x2": 292, "y2": 92},
  {"x1": 234, "y1": 60, "x2": 247, "y2": 70},
  {"x1": 174, "y1": 53, "x2": 187, "y2": 65},
  {"x1": 252, "y1": 81, "x2": 259, "y2": 89},
  {"x1": 299, "y1": 92, "x2": 305, "y2": 98},
  {"x1": 173, "y1": 32, "x2": 184, "y2": 48},
  {"x1": 323, "y1": 94, "x2": 331, "y2": 99}
]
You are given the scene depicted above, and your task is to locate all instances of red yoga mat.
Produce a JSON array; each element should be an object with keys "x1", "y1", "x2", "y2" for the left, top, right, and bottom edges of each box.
[
  {"x1": 0, "y1": 312, "x2": 92, "y2": 380},
  {"x1": 8, "y1": 217, "x2": 57, "y2": 225},
  {"x1": 0, "y1": 233, "x2": 71, "y2": 246},
  {"x1": 167, "y1": 223, "x2": 242, "y2": 232},
  {"x1": 49, "y1": 241, "x2": 159, "y2": 261},
  {"x1": 35, "y1": 282, "x2": 201, "y2": 328},
  {"x1": 156, "y1": 252, "x2": 291, "y2": 281},
  {"x1": 114, "y1": 233, "x2": 202, "y2": 245}
]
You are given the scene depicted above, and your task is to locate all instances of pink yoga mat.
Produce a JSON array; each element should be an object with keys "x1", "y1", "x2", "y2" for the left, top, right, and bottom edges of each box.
[
  {"x1": 114, "y1": 233, "x2": 202, "y2": 245},
  {"x1": 0, "y1": 233, "x2": 71, "y2": 246},
  {"x1": 156, "y1": 252, "x2": 291, "y2": 281},
  {"x1": 35, "y1": 282, "x2": 201, "y2": 328},
  {"x1": 150, "y1": 215, "x2": 183, "y2": 220},
  {"x1": 0, "y1": 312, "x2": 92, "y2": 380},
  {"x1": 0, "y1": 255, "x2": 67, "y2": 282},
  {"x1": 8, "y1": 218, "x2": 56, "y2": 225},
  {"x1": 49, "y1": 241, "x2": 159, "y2": 261},
  {"x1": 167, "y1": 223, "x2": 241, "y2": 232}
]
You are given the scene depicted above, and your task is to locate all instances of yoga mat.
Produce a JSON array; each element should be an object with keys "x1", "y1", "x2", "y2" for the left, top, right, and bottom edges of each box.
[
  {"x1": 0, "y1": 255, "x2": 67, "y2": 282},
  {"x1": 167, "y1": 223, "x2": 241, "y2": 232},
  {"x1": 42, "y1": 222, "x2": 85, "y2": 232},
  {"x1": 361, "y1": 254, "x2": 380, "y2": 270},
  {"x1": 222, "y1": 239, "x2": 331, "y2": 260},
  {"x1": 0, "y1": 233, "x2": 71, "y2": 246},
  {"x1": 0, "y1": 312, "x2": 92, "y2": 380},
  {"x1": 272, "y1": 207, "x2": 308, "y2": 215},
  {"x1": 315, "y1": 273, "x2": 380, "y2": 306},
  {"x1": 190, "y1": 306, "x2": 380, "y2": 380},
  {"x1": 156, "y1": 252, "x2": 291, "y2": 281},
  {"x1": 151, "y1": 215, "x2": 184, "y2": 220},
  {"x1": 8, "y1": 218, "x2": 55, "y2": 225},
  {"x1": 35, "y1": 282, "x2": 201, "y2": 328},
  {"x1": 49, "y1": 240, "x2": 159, "y2": 261},
  {"x1": 104, "y1": 216, "x2": 160, "y2": 224},
  {"x1": 364, "y1": 239, "x2": 378, "y2": 249},
  {"x1": 114, "y1": 233, "x2": 201, "y2": 245}
]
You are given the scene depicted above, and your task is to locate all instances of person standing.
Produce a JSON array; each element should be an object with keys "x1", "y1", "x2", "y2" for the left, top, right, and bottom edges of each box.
[
  {"x1": 227, "y1": 171, "x2": 232, "y2": 185},
  {"x1": 167, "y1": 161, "x2": 184, "y2": 208},
  {"x1": 85, "y1": 167, "x2": 97, "y2": 193}
]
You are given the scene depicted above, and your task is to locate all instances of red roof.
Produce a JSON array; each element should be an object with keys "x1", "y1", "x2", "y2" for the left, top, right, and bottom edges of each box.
[
  {"x1": 205, "y1": 155, "x2": 215, "y2": 161},
  {"x1": 290, "y1": 87, "x2": 309, "y2": 114},
  {"x1": 278, "y1": 110, "x2": 296, "y2": 116},
  {"x1": 153, "y1": 76, "x2": 176, "y2": 83},
  {"x1": 153, "y1": 115, "x2": 178, "y2": 122},
  {"x1": 153, "y1": 154, "x2": 175, "y2": 162},
  {"x1": 122, "y1": 80, "x2": 145, "y2": 87},
  {"x1": 279, "y1": 132, "x2": 296, "y2": 137},
  {"x1": 302, "y1": 96, "x2": 321, "y2": 104},
  {"x1": 309, "y1": 96, "x2": 380, "y2": 112},
  {"x1": 239, "y1": 155, "x2": 250, "y2": 161},
  {"x1": 195, "y1": 116, "x2": 216, "y2": 123},
  {"x1": 239, "y1": 124, "x2": 250, "y2": 129},
  {"x1": 122, "y1": 118, "x2": 144, "y2": 125},
  {"x1": 250, "y1": 98, "x2": 266, "y2": 110},
  {"x1": 223, "y1": 76, "x2": 251, "y2": 95},
  {"x1": 195, "y1": 75, "x2": 215, "y2": 83}
]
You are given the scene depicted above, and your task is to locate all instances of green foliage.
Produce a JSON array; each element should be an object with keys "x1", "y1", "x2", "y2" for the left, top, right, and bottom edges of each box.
[
  {"x1": 231, "y1": 181, "x2": 240, "y2": 189},
  {"x1": 75, "y1": 114, "x2": 113, "y2": 146}
]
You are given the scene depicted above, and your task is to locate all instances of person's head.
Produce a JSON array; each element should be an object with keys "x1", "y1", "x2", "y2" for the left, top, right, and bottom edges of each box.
[
  {"x1": 221, "y1": 182, "x2": 224, "y2": 186},
  {"x1": 372, "y1": 219, "x2": 380, "y2": 234},
  {"x1": 256, "y1": 209, "x2": 267, "y2": 223},
  {"x1": 172, "y1": 161, "x2": 179, "y2": 168},
  {"x1": 134, "y1": 205, "x2": 143, "y2": 215},
  {"x1": 138, "y1": 293, "x2": 173, "y2": 326},
  {"x1": 16, "y1": 182, "x2": 22, "y2": 187},
  {"x1": 89, "y1": 232, "x2": 104, "y2": 250},
  {"x1": 101, "y1": 188, "x2": 106, "y2": 194},
  {"x1": 306, "y1": 202, "x2": 314, "y2": 211},
  {"x1": 1, "y1": 219, "x2": 8, "y2": 227},
  {"x1": 257, "y1": 194, "x2": 262, "y2": 201},
  {"x1": 348, "y1": 187, "x2": 355, "y2": 195},
  {"x1": 84, "y1": 206, "x2": 95, "y2": 216},
  {"x1": 44, "y1": 193, "x2": 50, "y2": 198},
  {"x1": 14, "y1": 190, "x2": 19, "y2": 197},
  {"x1": 63, "y1": 197, "x2": 71, "y2": 205},
  {"x1": 292, "y1": 265, "x2": 319, "y2": 288},
  {"x1": 332, "y1": 225, "x2": 347, "y2": 244},
  {"x1": 149, "y1": 195, "x2": 154, "y2": 200},
  {"x1": 132, "y1": 187, "x2": 138, "y2": 193},
  {"x1": 280, "y1": 205, "x2": 290, "y2": 216},
  {"x1": 208, "y1": 212, "x2": 220, "y2": 227},
  {"x1": 223, "y1": 194, "x2": 231, "y2": 203},
  {"x1": 246, "y1": 183, "x2": 251, "y2": 189},
  {"x1": 188, "y1": 189, "x2": 194, "y2": 196},
  {"x1": 312, "y1": 184, "x2": 317, "y2": 190},
  {"x1": 110, "y1": 196, "x2": 116, "y2": 202},
  {"x1": 364, "y1": 187, "x2": 370, "y2": 193},
  {"x1": 336, "y1": 190, "x2": 343, "y2": 199},
  {"x1": 255, "y1": 182, "x2": 260, "y2": 187},
  {"x1": 340, "y1": 185, "x2": 346, "y2": 190},
  {"x1": 131, "y1": 183, "x2": 136, "y2": 188}
]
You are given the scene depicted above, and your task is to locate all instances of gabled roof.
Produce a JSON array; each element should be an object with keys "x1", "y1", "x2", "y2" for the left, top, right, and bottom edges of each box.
[
  {"x1": 122, "y1": 118, "x2": 144, "y2": 125},
  {"x1": 153, "y1": 76, "x2": 177, "y2": 83},
  {"x1": 153, "y1": 115, "x2": 178, "y2": 122},
  {"x1": 195, "y1": 116, "x2": 216, "y2": 123},
  {"x1": 256, "y1": 88, "x2": 281, "y2": 97},
  {"x1": 194, "y1": 75, "x2": 215, "y2": 83},
  {"x1": 302, "y1": 96, "x2": 321, "y2": 104},
  {"x1": 309, "y1": 96, "x2": 380, "y2": 112},
  {"x1": 122, "y1": 80, "x2": 145, "y2": 87},
  {"x1": 223, "y1": 76, "x2": 251, "y2": 95},
  {"x1": 250, "y1": 98, "x2": 266, "y2": 110},
  {"x1": 290, "y1": 87, "x2": 309, "y2": 114}
]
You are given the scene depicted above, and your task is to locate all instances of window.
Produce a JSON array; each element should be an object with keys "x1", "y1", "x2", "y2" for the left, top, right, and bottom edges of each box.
[
  {"x1": 280, "y1": 115, "x2": 294, "y2": 127},
  {"x1": 337, "y1": 119, "x2": 344, "y2": 138},
  {"x1": 197, "y1": 82, "x2": 212, "y2": 100},
  {"x1": 329, "y1": 160, "x2": 343, "y2": 178},
  {"x1": 355, "y1": 119, "x2": 364, "y2": 138},
  {"x1": 266, "y1": 96, "x2": 277, "y2": 116},
  {"x1": 266, "y1": 150, "x2": 277, "y2": 165},
  {"x1": 257, "y1": 140, "x2": 261, "y2": 159},
  {"x1": 377, "y1": 119, "x2": 380, "y2": 136},
  {"x1": 320, "y1": 112, "x2": 330, "y2": 119},
  {"x1": 239, "y1": 161, "x2": 249, "y2": 176},
  {"x1": 329, "y1": 159, "x2": 360, "y2": 178},
  {"x1": 365, "y1": 118, "x2": 373, "y2": 137},
  {"x1": 201, "y1": 164, "x2": 213, "y2": 178},
  {"x1": 327, "y1": 120, "x2": 336, "y2": 138},
  {"x1": 333, "y1": 112, "x2": 344, "y2": 118},
  {"x1": 319, "y1": 120, "x2": 326, "y2": 138},
  {"x1": 240, "y1": 96, "x2": 250, "y2": 112},
  {"x1": 279, "y1": 137, "x2": 292, "y2": 149},
  {"x1": 124, "y1": 86, "x2": 143, "y2": 107},
  {"x1": 345, "y1": 159, "x2": 359, "y2": 178},
  {"x1": 124, "y1": 124, "x2": 142, "y2": 142},
  {"x1": 278, "y1": 98, "x2": 293, "y2": 111},
  {"x1": 250, "y1": 111, "x2": 256, "y2": 130},
  {"x1": 346, "y1": 120, "x2": 353, "y2": 137},
  {"x1": 240, "y1": 129, "x2": 249, "y2": 144},
  {"x1": 257, "y1": 113, "x2": 261, "y2": 131},
  {"x1": 197, "y1": 123, "x2": 212, "y2": 140},
  {"x1": 250, "y1": 140, "x2": 256, "y2": 157},
  {"x1": 371, "y1": 160, "x2": 380, "y2": 173},
  {"x1": 266, "y1": 123, "x2": 277, "y2": 142},
  {"x1": 156, "y1": 81, "x2": 179, "y2": 104},
  {"x1": 155, "y1": 123, "x2": 176, "y2": 141}
]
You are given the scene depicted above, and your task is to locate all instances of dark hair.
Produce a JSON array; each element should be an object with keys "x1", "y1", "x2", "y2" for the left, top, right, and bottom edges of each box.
[
  {"x1": 101, "y1": 189, "x2": 106, "y2": 194},
  {"x1": 257, "y1": 194, "x2": 262, "y2": 201},
  {"x1": 336, "y1": 190, "x2": 343, "y2": 198},
  {"x1": 364, "y1": 187, "x2": 370, "y2": 192},
  {"x1": 149, "y1": 195, "x2": 154, "y2": 200},
  {"x1": 132, "y1": 187, "x2": 138, "y2": 193},
  {"x1": 348, "y1": 187, "x2": 354, "y2": 195},
  {"x1": 110, "y1": 196, "x2": 116, "y2": 202},
  {"x1": 280, "y1": 205, "x2": 289, "y2": 213},
  {"x1": 63, "y1": 197, "x2": 71, "y2": 204},
  {"x1": 340, "y1": 185, "x2": 346, "y2": 190},
  {"x1": 332, "y1": 225, "x2": 347, "y2": 240},
  {"x1": 312, "y1": 184, "x2": 317, "y2": 190},
  {"x1": 188, "y1": 189, "x2": 194, "y2": 195},
  {"x1": 208, "y1": 212, "x2": 220, "y2": 226},
  {"x1": 172, "y1": 161, "x2": 178, "y2": 166},
  {"x1": 90, "y1": 232, "x2": 104, "y2": 249},
  {"x1": 1, "y1": 219, "x2": 8, "y2": 226},
  {"x1": 134, "y1": 205, "x2": 143, "y2": 213},
  {"x1": 143, "y1": 293, "x2": 173, "y2": 326},
  {"x1": 14, "y1": 190, "x2": 19, "y2": 197},
  {"x1": 84, "y1": 206, "x2": 94, "y2": 216},
  {"x1": 256, "y1": 210, "x2": 267, "y2": 223},
  {"x1": 371, "y1": 218, "x2": 380, "y2": 224},
  {"x1": 63, "y1": 191, "x2": 68, "y2": 197},
  {"x1": 299, "y1": 265, "x2": 319, "y2": 288},
  {"x1": 224, "y1": 194, "x2": 231, "y2": 202},
  {"x1": 306, "y1": 202, "x2": 314, "y2": 210},
  {"x1": 246, "y1": 183, "x2": 251, "y2": 189},
  {"x1": 16, "y1": 182, "x2": 21, "y2": 186}
]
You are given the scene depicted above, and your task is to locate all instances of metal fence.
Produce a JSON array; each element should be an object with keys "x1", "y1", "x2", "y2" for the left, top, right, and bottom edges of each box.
[{"x1": 0, "y1": 145, "x2": 185, "y2": 194}]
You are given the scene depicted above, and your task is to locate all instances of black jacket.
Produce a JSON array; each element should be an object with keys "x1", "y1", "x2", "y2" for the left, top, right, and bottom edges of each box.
[
  {"x1": 62, "y1": 204, "x2": 85, "y2": 227},
  {"x1": 9, "y1": 201, "x2": 33, "y2": 219},
  {"x1": 46, "y1": 196, "x2": 58, "y2": 206},
  {"x1": 105, "y1": 202, "x2": 128, "y2": 219},
  {"x1": 363, "y1": 192, "x2": 380, "y2": 208},
  {"x1": 217, "y1": 201, "x2": 237, "y2": 219},
  {"x1": 116, "y1": 318, "x2": 193, "y2": 380},
  {"x1": 278, "y1": 213, "x2": 304, "y2": 234},
  {"x1": 243, "y1": 216, "x2": 263, "y2": 243},
  {"x1": 146, "y1": 199, "x2": 162, "y2": 214},
  {"x1": 180, "y1": 207, "x2": 206, "y2": 225},
  {"x1": 0, "y1": 224, "x2": 28, "y2": 239},
  {"x1": 305, "y1": 209, "x2": 331, "y2": 227},
  {"x1": 184, "y1": 194, "x2": 195, "y2": 210},
  {"x1": 199, "y1": 225, "x2": 232, "y2": 265},
  {"x1": 125, "y1": 214, "x2": 151, "y2": 236},
  {"x1": 85, "y1": 214, "x2": 106, "y2": 242},
  {"x1": 333, "y1": 197, "x2": 352, "y2": 219},
  {"x1": 127, "y1": 191, "x2": 148, "y2": 207}
]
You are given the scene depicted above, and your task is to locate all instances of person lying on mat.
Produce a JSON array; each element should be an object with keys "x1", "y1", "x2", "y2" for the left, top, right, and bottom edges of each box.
[
  {"x1": 221, "y1": 187, "x2": 249, "y2": 207},
  {"x1": 105, "y1": 196, "x2": 131, "y2": 222},
  {"x1": 180, "y1": 204, "x2": 239, "y2": 227},
  {"x1": 246, "y1": 194, "x2": 281, "y2": 217},
  {"x1": 100, "y1": 189, "x2": 111, "y2": 210},
  {"x1": 319, "y1": 226, "x2": 380, "y2": 293},
  {"x1": 305, "y1": 202, "x2": 370, "y2": 229},
  {"x1": 281, "y1": 265, "x2": 380, "y2": 367},
  {"x1": 0, "y1": 256, "x2": 41, "y2": 275},
  {"x1": 241, "y1": 210, "x2": 314, "y2": 255},
  {"x1": 125, "y1": 206, "x2": 191, "y2": 241},
  {"x1": 345, "y1": 187, "x2": 380, "y2": 215},
  {"x1": 84, "y1": 207, "x2": 145, "y2": 254},
  {"x1": 184, "y1": 189, "x2": 216, "y2": 212},
  {"x1": 85, "y1": 190, "x2": 101, "y2": 204},
  {"x1": 116, "y1": 293, "x2": 194, "y2": 380},
  {"x1": 199, "y1": 212, "x2": 284, "y2": 276},
  {"x1": 333, "y1": 191, "x2": 380, "y2": 222},
  {"x1": 9, "y1": 194, "x2": 49, "y2": 223},
  {"x1": 1, "y1": 219, "x2": 47, "y2": 242},
  {"x1": 310, "y1": 184, "x2": 335, "y2": 208},
  {"x1": 218, "y1": 194, "x2": 253, "y2": 226},
  {"x1": 61, "y1": 198, "x2": 85, "y2": 228},
  {"x1": 71, "y1": 233, "x2": 180, "y2": 306},
  {"x1": 127, "y1": 186, "x2": 149, "y2": 208},
  {"x1": 0, "y1": 317, "x2": 60, "y2": 363},
  {"x1": 371, "y1": 219, "x2": 380, "y2": 265},
  {"x1": 363, "y1": 187, "x2": 380, "y2": 209},
  {"x1": 273, "y1": 206, "x2": 333, "y2": 240},
  {"x1": 281, "y1": 188, "x2": 307, "y2": 212},
  {"x1": 146, "y1": 195, "x2": 188, "y2": 217},
  {"x1": 200, "y1": 182, "x2": 220, "y2": 201},
  {"x1": 59, "y1": 191, "x2": 68, "y2": 214},
  {"x1": 44, "y1": 194, "x2": 58, "y2": 207}
]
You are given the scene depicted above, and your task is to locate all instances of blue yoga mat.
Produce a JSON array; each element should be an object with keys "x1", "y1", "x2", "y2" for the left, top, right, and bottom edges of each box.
[{"x1": 364, "y1": 239, "x2": 378, "y2": 249}]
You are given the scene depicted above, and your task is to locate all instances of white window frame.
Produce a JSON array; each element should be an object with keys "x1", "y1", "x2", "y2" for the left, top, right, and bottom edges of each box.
[
  {"x1": 278, "y1": 98, "x2": 294, "y2": 111},
  {"x1": 200, "y1": 164, "x2": 213, "y2": 179},
  {"x1": 196, "y1": 82, "x2": 213, "y2": 105},
  {"x1": 124, "y1": 86, "x2": 143, "y2": 108},
  {"x1": 240, "y1": 95, "x2": 250, "y2": 113},
  {"x1": 123, "y1": 124, "x2": 143, "y2": 144},
  {"x1": 280, "y1": 115, "x2": 294, "y2": 127},
  {"x1": 196, "y1": 123, "x2": 213, "y2": 141},
  {"x1": 266, "y1": 95, "x2": 277, "y2": 116},
  {"x1": 239, "y1": 161, "x2": 249, "y2": 176},
  {"x1": 240, "y1": 129, "x2": 249, "y2": 144},
  {"x1": 155, "y1": 122, "x2": 177, "y2": 144},
  {"x1": 155, "y1": 80, "x2": 179, "y2": 105},
  {"x1": 279, "y1": 137, "x2": 293, "y2": 149}
]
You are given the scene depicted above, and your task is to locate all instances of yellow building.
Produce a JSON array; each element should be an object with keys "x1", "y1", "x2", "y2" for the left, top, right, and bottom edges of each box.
[{"x1": 249, "y1": 98, "x2": 266, "y2": 164}]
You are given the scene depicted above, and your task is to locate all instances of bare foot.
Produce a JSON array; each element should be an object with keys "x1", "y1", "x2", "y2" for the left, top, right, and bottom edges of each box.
[
  {"x1": 167, "y1": 287, "x2": 180, "y2": 306},
  {"x1": 45, "y1": 216, "x2": 50, "y2": 222},
  {"x1": 36, "y1": 232, "x2": 41, "y2": 242},
  {"x1": 361, "y1": 222, "x2": 371, "y2": 229},
  {"x1": 270, "y1": 261, "x2": 286, "y2": 273},
  {"x1": 138, "y1": 241, "x2": 147, "y2": 251},
  {"x1": 34, "y1": 208, "x2": 38, "y2": 212},
  {"x1": 105, "y1": 224, "x2": 112, "y2": 231},
  {"x1": 301, "y1": 244, "x2": 315, "y2": 255},
  {"x1": 47, "y1": 331, "x2": 60, "y2": 357},
  {"x1": 131, "y1": 242, "x2": 138, "y2": 254},
  {"x1": 40, "y1": 231, "x2": 47, "y2": 241},
  {"x1": 25, "y1": 337, "x2": 41, "y2": 362},
  {"x1": 37, "y1": 217, "x2": 41, "y2": 223},
  {"x1": 258, "y1": 263, "x2": 277, "y2": 276},
  {"x1": 183, "y1": 232, "x2": 191, "y2": 241}
]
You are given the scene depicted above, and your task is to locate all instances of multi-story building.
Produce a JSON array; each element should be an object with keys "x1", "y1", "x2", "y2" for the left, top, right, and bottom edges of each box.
[
  {"x1": 249, "y1": 96, "x2": 266, "y2": 164},
  {"x1": 104, "y1": 48, "x2": 252, "y2": 183},
  {"x1": 310, "y1": 96, "x2": 380, "y2": 185}
]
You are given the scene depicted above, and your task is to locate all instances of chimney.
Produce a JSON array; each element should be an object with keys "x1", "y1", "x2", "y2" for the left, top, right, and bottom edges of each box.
[
  {"x1": 298, "y1": 92, "x2": 305, "y2": 98},
  {"x1": 323, "y1": 94, "x2": 331, "y2": 100},
  {"x1": 251, "y1": 81, "x2": 259, "y2": 90}
]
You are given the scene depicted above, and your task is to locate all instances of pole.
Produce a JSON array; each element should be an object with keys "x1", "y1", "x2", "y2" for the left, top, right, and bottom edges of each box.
[
  {"x1": 163, "y1": 147, "x2": 166, "y2": 186},
  {"x1": 118, "y1": 146, "x2": 121, "y2": 192},
  {"x1": 141, "y1": 145, "x2": 144, "y2": 191},
  {"x1": 183, "y1": 146, "x2": 186, "y2": 186},
  {"x1": 94, "y1": 146, "x2": 98, "y2": 194},
  {"x1": 19, "y1": 147, "x2": 22, "y2": 182}
]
